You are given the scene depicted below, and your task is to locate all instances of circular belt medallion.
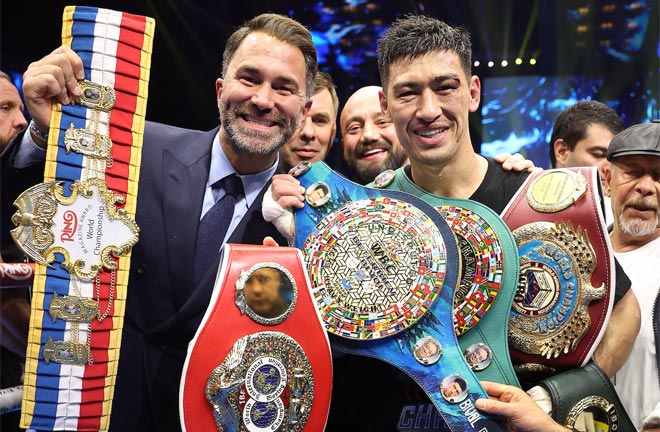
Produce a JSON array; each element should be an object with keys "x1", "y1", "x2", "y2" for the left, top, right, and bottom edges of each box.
[
  {"x1": 206, "y1": 332, "x2": 314, "y2": 432},
  {"x1": 565, "y1": 396, "x2": 620, "y2": 432},
  {"x1": 526, "y1": 169, "x2": 587, "y2": 213},
  {"x1": 438, "y1": 205, "x2": 504, "y2": 336},
  {"x1": 509, "y1": 222, "x2": 605, "y2": 359},
  {"x1": 302, "y1": 197, "x2": 448, "y2": 339}
]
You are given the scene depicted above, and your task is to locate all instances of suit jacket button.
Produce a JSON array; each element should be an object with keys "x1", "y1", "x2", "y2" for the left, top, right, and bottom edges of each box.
[{"x1": 135, "y1": 264, "x2": 147, "y2": 277}]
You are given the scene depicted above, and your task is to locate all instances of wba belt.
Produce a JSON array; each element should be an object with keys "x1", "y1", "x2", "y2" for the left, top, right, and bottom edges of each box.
[
  {"x1": 290, "y1": 161, "x2": 507, "y2": 432},
  {"x1": 11, "y1": 6, "x2": 154, "y2": 431},
  {"x1": 501, "y1": 167, "x2": 614, "y2": 372},
  {"x1": 373, "y1": 167, "x2": 520, "y2": 388},
  {"x1": 180, "y1": 244, "x2": 333, "y2": 432}
]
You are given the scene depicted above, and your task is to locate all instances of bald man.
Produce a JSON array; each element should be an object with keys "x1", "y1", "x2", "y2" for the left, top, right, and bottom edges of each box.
[{"x1": 339, "y1": 86, "x2": 408, "y2": 184}]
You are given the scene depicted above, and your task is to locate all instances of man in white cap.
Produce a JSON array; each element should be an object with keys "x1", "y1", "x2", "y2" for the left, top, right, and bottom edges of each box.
[{"x1": 606, "y1": 120, "x2": 660, "y2": 430}]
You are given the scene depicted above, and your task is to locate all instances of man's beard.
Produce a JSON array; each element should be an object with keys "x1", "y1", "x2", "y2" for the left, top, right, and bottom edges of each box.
[
  {"x1": 220, "y1": 99, "x2": 299, "y2": 156},
  {"x1": 617, "y1": 197, "x2": 660, "y2": 237},
  {"x1": 348, "y1": 144, "x2": 408, "y2": 185}
]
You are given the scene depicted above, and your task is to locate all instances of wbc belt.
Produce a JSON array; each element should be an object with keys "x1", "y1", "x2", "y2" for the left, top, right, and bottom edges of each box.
[
  {"x1": 180, "y1": 244, "x2": 333, "y2": 432},
  {"x1": 501, "y1": 167, "x2": 614, "y2": 372},
  {"x1": 12, "y1": 6, "x2": 154, "y2": 431},
  {"x1": 290, "y1": 161, "x2": 507, "y2": 432},
  {"x1": 373, "y1": 167, "x2": 521, "y2": 388}
]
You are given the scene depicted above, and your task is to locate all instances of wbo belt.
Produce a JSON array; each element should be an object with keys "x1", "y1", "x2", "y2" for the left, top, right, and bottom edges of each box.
[
  {"x1": 372, "y1": 167, "x2": 521, "y2": 388},
  {"x1": 179, "y1": 244, "x2": 333, "y2": 432},
  {"x1": 501, "y1": 167, "x2": 614, "y2": 374},
  {"x1": 290, "y1": 161, "x2": 507, "y2": 432},
  {"x1": 12, "y1": 6, "x2": 154, "y2": 431}
]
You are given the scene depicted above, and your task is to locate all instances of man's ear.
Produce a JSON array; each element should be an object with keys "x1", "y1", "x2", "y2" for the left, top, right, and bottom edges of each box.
[
  {"x1": 216, "y1": 78, "x2": 224, "y2": 107},
  {"x1": 328, "y1": 123, "x2": 337, "y2": 151},
  {"x1": 301, "y1": 98, "x2": 312, "y2": 123},
  {"x1": 603, "y1": 164, "x2": 613, "y2": 197},
  {"x1": 379, "y1": 89, "x2": 388, "y2": 116},
  {"x1": 553, "y1": 139, "x2": 570, "y2": 166},
  {"x1": 468, "y1": 75, "x2": 481, "y2": 113}
]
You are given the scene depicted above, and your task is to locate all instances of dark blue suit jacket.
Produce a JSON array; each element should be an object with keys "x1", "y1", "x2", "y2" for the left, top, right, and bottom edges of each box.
[{"x1": 1, "y1": 121, "x2": 286, "y2": 431}]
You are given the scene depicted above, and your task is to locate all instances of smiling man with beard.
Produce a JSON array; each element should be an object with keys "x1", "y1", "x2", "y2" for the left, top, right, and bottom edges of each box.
[
  {"x1": 5, "y1": 12, "x2": 317, "y2": 431},
  {"x1": 340, "y1": 85, "x2": 409, "y2": 184}
]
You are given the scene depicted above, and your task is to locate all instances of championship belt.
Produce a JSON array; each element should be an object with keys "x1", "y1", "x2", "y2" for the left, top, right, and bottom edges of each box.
[
  {"x1": 180, "y1": 244, "x2": 333, "y2": 432},
  {"x1": 373, "y1": 167, "x2": 521, "y2": 388},
  {"x1": 539, "y1": 362, "x2": 636, "y2": 431},
  {"x1": 500, "y1": 167, "x2": 614, "y2": 374},
  {"x1": 290, "y1": 161, "x2": 507, "y2": 432},
  {"x1": 12, "y1": 6, "x2": 154, "y2": 431}
]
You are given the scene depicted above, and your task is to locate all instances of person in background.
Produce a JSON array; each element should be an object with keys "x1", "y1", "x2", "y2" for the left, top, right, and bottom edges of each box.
[
  {"x1": 549, "y1": 100, "x2": 625, "y2": 225},
  {"x1": 0, "y1": 71, "x2": 28, "y2": 154},
  {"x1": 339, "y1": 85, "x2": 408, "y2": 184},
  {"x1": 0, "y1": 70, "x2": 30, "y2": 432},
  {"x1": 605, "y1": 121, "x2": 660, "y2": 430},
  {"x1": 278, "y1": 71, "x2": 338, "y2": 172},
  {"x1": 5, "y1": 13, "x2": 316, "y2": 431}
]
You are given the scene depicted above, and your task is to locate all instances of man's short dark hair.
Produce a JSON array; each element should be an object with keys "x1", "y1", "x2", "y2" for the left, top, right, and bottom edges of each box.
[
  {"x1": 549, "y1": 100, "x2": 624, "y2": 167},
  {"x1": 222, "y1": 13, "x2": 318, "y2": 99},
  {"x1": 377, "y1": 15, "x2": 472, "y2": 90},
  {"x1": 315, "y1": 71, "x2": 339, "y2": 115}
]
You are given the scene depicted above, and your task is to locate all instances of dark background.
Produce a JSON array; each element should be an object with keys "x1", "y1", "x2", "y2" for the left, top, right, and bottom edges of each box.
[{"x1": 2, "y1": 0, "x2": 658, "y2": 168}]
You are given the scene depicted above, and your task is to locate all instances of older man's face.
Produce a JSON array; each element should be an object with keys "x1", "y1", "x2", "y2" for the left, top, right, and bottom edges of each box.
[{"x1": 606, "y1": 155, "x2": 660, "y2": 240}]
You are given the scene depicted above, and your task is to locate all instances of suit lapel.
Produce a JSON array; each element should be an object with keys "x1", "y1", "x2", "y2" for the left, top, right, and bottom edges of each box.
[
  {"x1": 162, "y1": 130, "x2": 216, "y2": 307},
  {"x1": 147, "y1": 178, "x2": 287, "y2": 345}
]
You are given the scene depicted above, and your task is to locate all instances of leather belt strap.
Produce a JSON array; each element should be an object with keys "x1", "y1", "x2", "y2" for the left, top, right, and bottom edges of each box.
[
  {"x1": 501, "y1": 167, "x2": 614, "y2": 372},
  {"x1": 291, "y1": 161, "x2": 507, "y2": 432},
  {"x1": 14, "y1": 6, "x2": 154, "y2": 431},
  {"x1": 180, "y1": 244, "x2": 333, "y2": 432},
  {"x1": 375, "y1": 167, "x2": 521, "y2": 388},
  {"x1": 540, "y1": 361, "x2": 636, "y2": 431}
]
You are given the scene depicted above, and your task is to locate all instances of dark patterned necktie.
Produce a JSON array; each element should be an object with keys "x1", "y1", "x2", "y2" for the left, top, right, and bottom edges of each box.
[{"x1": 193, "y1": 174, "x2": 243, "y2": 285}]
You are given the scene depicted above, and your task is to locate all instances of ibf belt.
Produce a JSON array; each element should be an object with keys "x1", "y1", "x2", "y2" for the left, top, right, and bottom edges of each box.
[
  {"x1": 13, "y1": 6, "x2": 154, "y2": 431},
  {"x1": 290, "y1": 161, "x2": 507, "y2": 432},
  {"x1": 539, "y1": 362, "x2": 636, "y2": 431},
  {"x1": 501, "y1": 167, "x2": 614, "y2": 371},
  {"x1": 374, "y1": 167, "x2": 521, "y2": 388},
  {"x1": 180, "y1": 244, "x2": 333, "y2": 432}
]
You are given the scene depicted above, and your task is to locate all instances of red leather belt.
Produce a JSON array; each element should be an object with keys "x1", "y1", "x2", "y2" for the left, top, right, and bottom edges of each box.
[
  {"x1": 180, "y1": 244, "x2": 332, "y2": 432},
  {"x1": 501, "y1": 167, "x2": 614, "y2": 371}
]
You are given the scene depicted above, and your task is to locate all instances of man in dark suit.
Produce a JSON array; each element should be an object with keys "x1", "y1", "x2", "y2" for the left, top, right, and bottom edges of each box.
[{"x1": 3, "y1": 13, "x2": 317, "y2": 431}]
